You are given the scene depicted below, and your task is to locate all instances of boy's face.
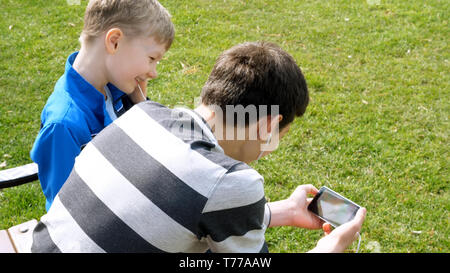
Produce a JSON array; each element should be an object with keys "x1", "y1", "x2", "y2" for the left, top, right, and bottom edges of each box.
[{"x1": 106, "y1": 34, "x2": 167, "y2": 94}]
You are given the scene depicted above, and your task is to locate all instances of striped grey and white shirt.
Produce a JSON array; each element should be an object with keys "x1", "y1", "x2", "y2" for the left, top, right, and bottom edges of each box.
[{"x1": 31, "y1": 101, "x2": 271, "y2": 253}]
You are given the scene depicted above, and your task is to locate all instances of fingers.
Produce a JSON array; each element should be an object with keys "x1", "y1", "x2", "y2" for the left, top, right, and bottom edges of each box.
[
  {"x1": 297, "y1": 184, "x2": 319, "y2": 196},
  {"x1": 356, "y1": 207, "x2": 367, "y2": 222},
  {"x1": 330, "y1": 207, "x2": 366, "y2": 236},
  {"x1": 345, "y1": 208, "x2": 367, "y2": 241},
  {"x1": 352, "y1": 207, "x2": 367, "y2": 231},
  {"x1": 322, "y1": 223, "x2": 332, "y2": 235},
  {"x1": 314, "y1": 208, "x2": 367, "y2": 253},
  {"x1": 138, "y1": 80, "x2": 148, "y2": 93},
  {"x1": 290, "y1": 184, "x2": 318, "y2": 202}
]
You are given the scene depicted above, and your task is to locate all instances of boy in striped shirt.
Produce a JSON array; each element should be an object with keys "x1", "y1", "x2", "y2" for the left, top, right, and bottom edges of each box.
[{"x1": 31, "y1": 41, "x2": 366, "y2": 253}]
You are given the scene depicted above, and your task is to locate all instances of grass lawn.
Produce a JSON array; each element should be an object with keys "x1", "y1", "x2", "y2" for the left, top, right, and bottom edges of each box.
[{"x1": 0, "y1": 0, "x2": 448, "y2": 252}]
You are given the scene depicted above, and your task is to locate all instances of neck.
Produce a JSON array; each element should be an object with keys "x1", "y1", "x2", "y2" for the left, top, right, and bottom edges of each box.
[
  {"x1": 194, "y1": 104, "x2": 256, "y2": 163},
  {"x1": 72, "y1": 45, "x2": 108, "y2": 99}
]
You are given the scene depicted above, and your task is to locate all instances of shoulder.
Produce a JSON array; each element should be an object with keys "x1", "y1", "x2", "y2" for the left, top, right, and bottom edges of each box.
[
  {"x1": 36, "y1": 88, "x2": 94, "y2": 147},
  {"x1": 42, "y1": 87, "x2": 76, "y2": 124},
  {"x1": 43, "y1": 71, "x2": 96, "y2": 125},
  {"x1": 33, "y1": 122, "x2": 80, "y2": 147},
  {"x1": 30, "y1": 122, "x2": 82, "y2": 162},
  {"x1": 203, "y1": 162, "x2": 265, "y2": 213},
  {"x1": 41, "y1": 93, "x2": 91, "y2": 137}
]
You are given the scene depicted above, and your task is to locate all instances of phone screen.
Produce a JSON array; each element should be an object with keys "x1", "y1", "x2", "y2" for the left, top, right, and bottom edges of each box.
[{"x1": 308, "y1": 187, "x2": 360, "y2": 227}]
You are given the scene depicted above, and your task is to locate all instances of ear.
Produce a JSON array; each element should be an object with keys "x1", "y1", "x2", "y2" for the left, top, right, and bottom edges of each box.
[
  {"x1": 104, "y1": 28, "x2": 124, "y2": 54},
  {"x1": 257, "y1": 114, "x2": 283, "y2": 141}
]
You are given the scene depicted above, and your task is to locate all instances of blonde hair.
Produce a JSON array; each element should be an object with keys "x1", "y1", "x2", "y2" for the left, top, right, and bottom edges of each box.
[{"x1": 81, "y1": 0, "x2": 174, "y2": 49}]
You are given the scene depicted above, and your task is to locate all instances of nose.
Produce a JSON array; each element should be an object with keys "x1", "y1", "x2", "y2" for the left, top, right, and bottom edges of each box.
[
  {"x1": 147, "y1": 64, "x2": 158, "y2": 79},
  {"x1": 147, "y1": 70, "x2": 157, "y2": 79}
]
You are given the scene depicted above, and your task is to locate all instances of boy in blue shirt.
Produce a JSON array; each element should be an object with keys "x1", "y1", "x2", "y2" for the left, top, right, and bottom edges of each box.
[{"x1": 30, "y1": 0, "x2": 175, "y2": 211}]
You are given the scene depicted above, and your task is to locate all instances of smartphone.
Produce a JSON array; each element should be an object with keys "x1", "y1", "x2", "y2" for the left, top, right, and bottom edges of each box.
[{"x1": 307, "y1": 186, "x2": 361, "y2": 228}]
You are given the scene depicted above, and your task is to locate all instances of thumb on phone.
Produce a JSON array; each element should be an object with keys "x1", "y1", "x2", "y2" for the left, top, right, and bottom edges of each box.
[
  {"x1": 311, "y1": 207, "x2": 367, "y2": 253},
  {"x1": 322, "y1": 223, "x2": 332, "y2": 236}
]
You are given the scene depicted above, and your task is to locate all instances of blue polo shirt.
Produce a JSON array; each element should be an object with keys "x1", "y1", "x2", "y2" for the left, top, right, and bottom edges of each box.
[{"x1": 30, "y1": 52, "x2": 128, "y2": 211}]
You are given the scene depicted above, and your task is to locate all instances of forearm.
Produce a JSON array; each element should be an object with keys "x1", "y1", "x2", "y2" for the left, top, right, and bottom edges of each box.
[
  {"x1": 269, "y1": 200, "x2": 339, "y2": 253},
  {"x1": 267, "y1": 200, "x2": 294, "y2": 228}
]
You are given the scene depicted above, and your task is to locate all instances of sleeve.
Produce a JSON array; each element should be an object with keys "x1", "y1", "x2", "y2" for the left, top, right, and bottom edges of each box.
[
  {"x1": 30, "y1": 123, "x2": 81, "y2": 210},
  {"x1": 198, "y1": 167, "x2": 270, "y2": 253}
]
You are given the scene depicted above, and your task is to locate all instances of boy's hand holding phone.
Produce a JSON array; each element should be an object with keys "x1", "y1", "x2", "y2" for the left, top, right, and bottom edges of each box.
[
  {"x1": 311, "y1": 207, "x2": 366, "y2": 253},
  {"x1": 268, "y1": 184, "x2": 325, "y2": 229},
  {"x1": 307, "y1": 186, "x2": 366, "y2": 252},
  {"x1": 267, "y1": 184, "x2": 367, "y2": 253}
]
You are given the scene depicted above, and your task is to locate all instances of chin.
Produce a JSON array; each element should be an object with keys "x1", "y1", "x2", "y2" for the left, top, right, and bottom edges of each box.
[
  {"x1": 122, "y1": 84, "x2": 136, "y2": 95},
  {"x1": 128, "y1": 86, "x2": 136, "y2": 95}
]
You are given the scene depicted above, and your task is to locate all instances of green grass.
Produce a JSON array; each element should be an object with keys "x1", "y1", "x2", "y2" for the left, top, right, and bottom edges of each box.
[{"x1": 0, "y1": 0, "x2": 448, "y2": 252}]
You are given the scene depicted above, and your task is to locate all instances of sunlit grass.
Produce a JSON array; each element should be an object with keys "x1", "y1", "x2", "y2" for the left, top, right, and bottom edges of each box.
[{"x1": 0, "y1": 0, "x2": 448, "y2": 252}]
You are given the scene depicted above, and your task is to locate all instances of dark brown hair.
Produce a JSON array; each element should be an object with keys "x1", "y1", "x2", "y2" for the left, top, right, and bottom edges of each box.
[{"x1": 201, "y1": 41, "x2": 309, "y2": 129}]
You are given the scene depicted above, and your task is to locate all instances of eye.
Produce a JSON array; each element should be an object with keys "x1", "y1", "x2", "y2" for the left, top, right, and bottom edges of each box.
[{"x1": 149, "y1": 56, "x2": 161, "y2": 65}]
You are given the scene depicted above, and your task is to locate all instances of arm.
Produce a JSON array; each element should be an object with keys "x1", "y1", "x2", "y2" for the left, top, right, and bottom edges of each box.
[
  {"x1": 200, "y1": 199, "x2": 269, "y2": 253},
  {"x1": 199, "y1": 168, "x2": 269, "y2": 253},
  {"x1": 30, "y1": 123, "x2": 81, "y2": 210}
]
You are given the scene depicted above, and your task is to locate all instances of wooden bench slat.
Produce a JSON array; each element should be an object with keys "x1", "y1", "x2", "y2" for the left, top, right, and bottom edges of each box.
[
  {"x1": 0, "y1": 230, "x2": 16, "y2": 253},
  {"x1": 0, "y1": 219, "x2": 38, "y2": 253}
]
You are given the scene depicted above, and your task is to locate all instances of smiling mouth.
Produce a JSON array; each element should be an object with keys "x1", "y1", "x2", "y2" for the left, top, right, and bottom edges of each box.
[{"x1": 135, "y1": 77, "x2": 145, "y2": 83}]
